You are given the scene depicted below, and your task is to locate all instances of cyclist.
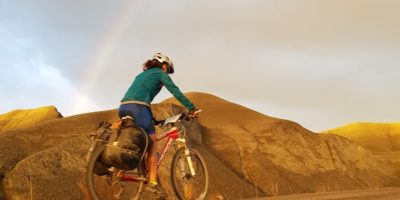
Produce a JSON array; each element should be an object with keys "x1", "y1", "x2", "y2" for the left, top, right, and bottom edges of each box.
[{"x1": 119, "y1": 52, "x2": 199, "y2": 196}]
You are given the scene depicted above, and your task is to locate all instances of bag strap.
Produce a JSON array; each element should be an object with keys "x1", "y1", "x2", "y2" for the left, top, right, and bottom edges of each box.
[{"x1": 121, "y1": 116, "x2": 136, "y2": 128}]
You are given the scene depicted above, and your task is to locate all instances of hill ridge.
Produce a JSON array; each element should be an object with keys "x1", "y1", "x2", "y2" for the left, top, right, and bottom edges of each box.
[
  {"x1": 0, "y1": 106, "x2": 62, "y2": 132},
  {"x1": 0, "y1": 92, "x2": 399, "y2": 199}
]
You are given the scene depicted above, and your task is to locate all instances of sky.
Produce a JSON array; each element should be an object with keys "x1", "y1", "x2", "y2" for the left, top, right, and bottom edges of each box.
[{"x1": 1, "y1": 0, "x2": 400, "y2": 131}]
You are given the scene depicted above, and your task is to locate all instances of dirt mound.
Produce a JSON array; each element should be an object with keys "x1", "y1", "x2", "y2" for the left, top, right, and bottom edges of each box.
[
  {"x1": 322, "y1": 122, "x2": 400, "y2": 152},
  {"x1": 163, "y1": 92, "x2": 400, "y2": 196},
  {"x1": 0, "y1": 106, "x2": 62, "y2": 133},
  {"x1": 322, "y1": 122, "x2": 400, "y2": 189},
  {"x1": 1, "y1": 92, "x2": 400, "y2": 199},
  {"x1": 1, "y1": 103, "x2": 255, "y2": 199},
  {"x1": 0, "y1": 109, "x2": 118, "y2": 179},
  {"x1": 4, "y1": 137, "x2": 89, "y2": 200},
  {"x1": 0, "y1": 109, "x2": 118, "y2": 199},
  {"x1": 259, "y1": 187, "x2": 400, "y2": 200}
]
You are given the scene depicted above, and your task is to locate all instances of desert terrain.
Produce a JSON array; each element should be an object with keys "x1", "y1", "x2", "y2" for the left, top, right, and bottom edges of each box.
[
  {"x1": 1, "y1": 92, "x2": 399, "y2": 199},
  {"x1": 259, "y1": 187, "x2": 400, "y2": 200}
]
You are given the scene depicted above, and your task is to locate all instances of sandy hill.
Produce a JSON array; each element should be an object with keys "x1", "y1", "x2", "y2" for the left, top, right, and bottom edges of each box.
[
  {"x1": 322, "y1": 122, "x2": 400, "y2": 192},
  {"x1": 0, "y1": 108, "x2": 119, "y2": 200},
  {"x1": 322, "y1": 122, "x2": 400, "y2": 152},
  {"x1": 0, "y1": 92, "x2": 399, "y2": 199},
  {"x1": 0, "y1": 106, "x2": 62, "y2": 132},
  {"x1": 0, "y1": 103, "x2": 254, "y2": 199},
  {"x1": 164, "y1": 92, "x2": 400, "y2": 195}
]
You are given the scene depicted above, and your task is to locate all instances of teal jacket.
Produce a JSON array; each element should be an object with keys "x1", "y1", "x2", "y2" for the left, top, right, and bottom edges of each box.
[{"x1": 121, "y1": 68, "x2": 195, "y2": 110}]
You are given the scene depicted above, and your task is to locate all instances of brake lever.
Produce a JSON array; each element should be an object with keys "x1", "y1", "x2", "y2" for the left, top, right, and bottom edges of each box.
[
  {"x1": 184, "y1": 115, "x2": 193, "y2": 122},
  {"x1": 186, "y1": 109, "x2": 202, "y2": 120}
]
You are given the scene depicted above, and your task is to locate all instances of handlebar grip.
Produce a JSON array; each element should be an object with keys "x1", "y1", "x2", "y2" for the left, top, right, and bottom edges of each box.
[{"x1": 194, "y1": 109, "x2": 202, "y2": 114}]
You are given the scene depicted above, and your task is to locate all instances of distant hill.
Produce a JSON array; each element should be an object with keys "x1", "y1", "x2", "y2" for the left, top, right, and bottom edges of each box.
[
  {"x1": 322, "y1": 122, "x2": 400, "y2": 191},
  {"x1": 322, "y1": 122, "x2": 400, "y2": 152},
  {"x1": 0, "y1": 106, "x2": 62, "y2": 132}
]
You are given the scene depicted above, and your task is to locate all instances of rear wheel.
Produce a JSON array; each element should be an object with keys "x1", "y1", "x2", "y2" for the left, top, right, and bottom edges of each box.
[
  {"x1": 86, "y1": 144, "x2": 144, "y2": 200},
  {"x1": 171, "y1": 148, "x2": 209, "y2": 200}
]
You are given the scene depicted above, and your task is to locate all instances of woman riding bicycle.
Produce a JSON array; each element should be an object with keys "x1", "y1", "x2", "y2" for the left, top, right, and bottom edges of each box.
[{"x1": 119, "y1": 52, "x2": 199, "y2": 196}]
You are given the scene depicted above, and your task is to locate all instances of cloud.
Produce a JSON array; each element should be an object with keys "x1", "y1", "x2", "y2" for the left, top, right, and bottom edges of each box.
[
  {"x1": 1, "y1": 0, "x2": 400, "y2": 130},
  {"x1": 0, "y1": 36, "x2": 99, "y2": 116}
]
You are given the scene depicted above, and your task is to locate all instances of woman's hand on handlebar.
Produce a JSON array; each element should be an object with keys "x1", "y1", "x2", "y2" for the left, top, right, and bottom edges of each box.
[{"x1": 187, "y1": 108, "x2": 202, "y2": 118}]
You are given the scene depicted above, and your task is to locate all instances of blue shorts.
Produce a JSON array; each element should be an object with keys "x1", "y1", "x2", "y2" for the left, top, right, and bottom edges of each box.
[{"x1": 118, "y1": 103, "x2": 156, "y2": 135}]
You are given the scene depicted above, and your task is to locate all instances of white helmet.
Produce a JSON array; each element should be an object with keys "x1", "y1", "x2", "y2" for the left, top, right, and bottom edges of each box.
[{"x1": 153, "y1": 52, "x2": 174, "y2": 74}]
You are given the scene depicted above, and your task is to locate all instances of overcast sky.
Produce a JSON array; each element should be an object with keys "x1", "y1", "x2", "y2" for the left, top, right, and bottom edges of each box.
[{"x1": 1, "y1": 0, "x2": 399, "y2": 131}]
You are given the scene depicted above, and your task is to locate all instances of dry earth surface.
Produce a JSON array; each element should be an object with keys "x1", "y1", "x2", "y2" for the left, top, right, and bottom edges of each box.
[
  {"x1": 256, "y1": 187, "x2": 400, "y2": 200},
  {"x1": 0, "y1": 106, "x2": 62, "y2": 132},
  {"x1": 265, "y1": 120, "x2": 400, "y2": 200},
  {"x1": 1, "y1": 92, "x2": 399, "y2": 199},
  {"x1": 164, "y1": 93, "x2": 400, "y2": 196},
  {"x1": 0, "y1": 102, "x2": 254, "y2": 199},
  {"x1": 322, "y1": 122, "x2": 400, "y2": 152}
]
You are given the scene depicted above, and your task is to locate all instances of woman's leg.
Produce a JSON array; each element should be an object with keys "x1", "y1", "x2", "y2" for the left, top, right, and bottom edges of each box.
[
  {"x1": 146, "y1": 135, "x2": 167, "y2": 197},
  {"x1": 119, "y1": 104, "x2": 159, "y2": 184},
  {"x1": 147, "y1": 134, "x2": 158, "y2": 184}
]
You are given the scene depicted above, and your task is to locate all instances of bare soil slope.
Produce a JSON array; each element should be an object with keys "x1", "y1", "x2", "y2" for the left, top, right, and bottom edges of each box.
[
  {"x1": 323, "y1": 122, "x2": 400, "y2": 188},
  {"x1": 258, "y1": 187, "x2": 400, "y2": 200},
  {"x1": 1, "y1": 93, "x2": 400, "y2": 199},
  {"x1": 0, "y1": 106, "x2": 62, "y2": 132},
  {"x1": 1, "y1": 103, "x2": 255, "y2": 199},
  {"x1": 164, "y1": 92, "x2": 400, "y2": 196},
  {"x1": 0, "y1": 108, "x2": 118, "y2": 200},
  {"x1": 323, "y1": 122, "x2": 400, "y2": 152}
]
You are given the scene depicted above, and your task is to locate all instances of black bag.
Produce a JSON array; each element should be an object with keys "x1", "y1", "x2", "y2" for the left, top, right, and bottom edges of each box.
[
  {"x1": 102, "y1": 118, "x2": 148, "y2": 170},
  {"x1": 90, "y1": 122, "x2": 112, "y2": 175}
]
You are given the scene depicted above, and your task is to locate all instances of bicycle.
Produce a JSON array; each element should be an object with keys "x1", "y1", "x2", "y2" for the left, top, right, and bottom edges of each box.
[{"x1": 86, "y1": 112, "x2": 209, "y2": 200}]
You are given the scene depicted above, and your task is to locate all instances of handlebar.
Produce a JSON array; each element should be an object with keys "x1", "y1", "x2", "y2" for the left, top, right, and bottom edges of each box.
[
  {"x1": 153, "y1": 119, "x2": 165, "y2": 126},
  {"x1": 153, "y1": 110, "x2": 202, "y2": 126}
]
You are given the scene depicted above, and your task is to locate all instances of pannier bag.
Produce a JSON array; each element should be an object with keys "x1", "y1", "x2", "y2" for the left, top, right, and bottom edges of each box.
[
  {"x1": 91, "y1": 121, "x2": 112, "y2": 175},
  {"x1": 102, "y1": 118, "x2": 148, "y2": 170}
]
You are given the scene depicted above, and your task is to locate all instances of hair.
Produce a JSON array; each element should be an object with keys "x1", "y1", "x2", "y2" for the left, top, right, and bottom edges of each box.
[{"x1": 142, "y1": 59, "x2": 163, "y2": 71}]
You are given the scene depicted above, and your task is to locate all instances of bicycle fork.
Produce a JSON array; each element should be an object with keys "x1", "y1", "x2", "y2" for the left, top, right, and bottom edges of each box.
[{"x1": 176, "y1": 138, "x2": 196, "y2": 177}]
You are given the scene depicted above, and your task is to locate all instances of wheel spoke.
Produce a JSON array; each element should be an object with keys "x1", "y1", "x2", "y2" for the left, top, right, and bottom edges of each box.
[{"x1": 172, "y1": 149, "x2": 209, "y2": 200}]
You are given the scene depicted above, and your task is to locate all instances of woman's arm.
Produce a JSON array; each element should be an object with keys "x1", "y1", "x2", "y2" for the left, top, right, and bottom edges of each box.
[{"x1": 160, "y1": 72, "x2": 196, "y2": 110}]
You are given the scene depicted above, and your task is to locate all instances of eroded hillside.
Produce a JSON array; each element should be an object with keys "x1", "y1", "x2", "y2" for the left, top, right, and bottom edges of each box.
[
  {"x1": 0, "y1": 106, "x2": 62, "y2": 132},
  {"x1": 323, "y1": 122, "x2": 400, "y2": 188},
  {"x1": 164, "y1": 92, "x2": 400, "y2": 195},
  {"x1": 323, "y1": 122, "x2": 400, "y2": 152},
  {"x1": 1, "y1": 93, "x2": 399, "y2": 199},
  {"x1": 0, "y1": 103, "x2": 255, "y2": 199}
]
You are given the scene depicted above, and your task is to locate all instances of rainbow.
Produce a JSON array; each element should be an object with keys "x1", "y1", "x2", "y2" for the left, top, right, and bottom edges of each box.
[{"x1": 72, "y1": 1, "x2": 137, "y2": 114}]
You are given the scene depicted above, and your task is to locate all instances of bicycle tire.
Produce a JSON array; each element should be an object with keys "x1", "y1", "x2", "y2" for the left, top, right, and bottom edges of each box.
[
  {"x1": 86, "y1": 144, "x2": 144, "y2": 200},
  {"x1": 171, "y1": 148, "x2": 209, "y2": 200}
]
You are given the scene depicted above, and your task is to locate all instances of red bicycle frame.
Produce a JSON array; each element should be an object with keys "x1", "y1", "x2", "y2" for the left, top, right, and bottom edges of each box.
[
  {"x1": 156, "y1": 127, "x2": 180, "y2": 167},
  {"x1": 119, "y1": 126, "x2": 180, "y2": 182}
]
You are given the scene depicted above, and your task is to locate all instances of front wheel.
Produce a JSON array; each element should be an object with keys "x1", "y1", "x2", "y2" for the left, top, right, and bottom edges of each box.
[{"x1": 171, "y1": 148, "x2": 209, "y2": 200}]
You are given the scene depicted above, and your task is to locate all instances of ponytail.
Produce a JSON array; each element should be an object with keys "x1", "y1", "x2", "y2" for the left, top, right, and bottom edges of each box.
[{"x1": 142, "y1": 59, "x2": 163, "y2": 71}]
